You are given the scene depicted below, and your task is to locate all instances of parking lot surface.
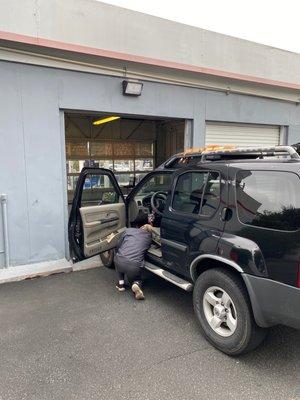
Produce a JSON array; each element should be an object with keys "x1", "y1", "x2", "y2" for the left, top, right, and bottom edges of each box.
[{"x1": 0, "y1": 266, "x2": 299, "y2": 400}]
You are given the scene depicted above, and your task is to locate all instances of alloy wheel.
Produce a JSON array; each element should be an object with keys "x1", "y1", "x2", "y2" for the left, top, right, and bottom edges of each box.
[{"x1": 203, "y1": 286, "x2": 237, "y2": 337}]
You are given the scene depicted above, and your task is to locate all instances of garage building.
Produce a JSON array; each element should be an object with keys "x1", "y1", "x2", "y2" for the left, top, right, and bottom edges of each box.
[{"x1": 0, "y1": 0, "x2": 300, "y2": 276}]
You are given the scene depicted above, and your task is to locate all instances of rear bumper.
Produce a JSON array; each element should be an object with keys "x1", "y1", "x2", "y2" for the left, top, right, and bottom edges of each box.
[{"x1": 243, "y1": 274, "x2": 300, "y2": 329}]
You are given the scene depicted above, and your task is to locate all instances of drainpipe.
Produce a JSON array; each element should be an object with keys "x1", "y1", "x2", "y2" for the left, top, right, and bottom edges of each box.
[{"x1": 1, "y1": 194, "x2": 9, "y2": 268}]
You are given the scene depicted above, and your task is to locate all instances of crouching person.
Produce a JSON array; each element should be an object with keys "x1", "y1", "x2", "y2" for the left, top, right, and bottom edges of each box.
[{"x1": 114, "y1": 224, "x2": 153, "y2": 300}]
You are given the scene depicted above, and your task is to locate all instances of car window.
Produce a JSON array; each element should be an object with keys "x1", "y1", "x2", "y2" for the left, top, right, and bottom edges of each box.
[
  {"x1": 135, "y1": 172, "x2": 173, "y2": 197},
  {"x1": 201, "y1": 172, "x2": 221, "y2": 215},
  {"x1": 236, "y1": 170, "x2": 300, "y2": 231},
  {"x1": 166, "y1": 155, "x2": 203, "y2": 169},
  {"x1": 172, "y1": 171, "x2": 220, "y2": 216},
  {"x1": 81, "y1": 173, "x2": 120, "y2": 207}
]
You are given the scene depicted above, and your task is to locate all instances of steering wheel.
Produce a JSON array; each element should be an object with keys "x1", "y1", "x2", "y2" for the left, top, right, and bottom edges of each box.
[{"x1": 151, "y1": 191, "x2": 167, "y2": 216}]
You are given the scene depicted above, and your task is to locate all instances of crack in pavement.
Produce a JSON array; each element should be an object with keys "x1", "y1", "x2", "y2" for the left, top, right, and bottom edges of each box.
[{"x1": 96, "y1": 346, "x2": 212, "y2": 397}]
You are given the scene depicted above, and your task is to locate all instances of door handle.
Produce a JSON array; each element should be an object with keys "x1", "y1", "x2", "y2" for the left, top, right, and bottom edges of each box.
[
  {"x1": 99, "y1": 217, "x2": 119, "y2": 224},
  {"x1": 220, "y1": 207, "x2": 232, "y2": 221}
]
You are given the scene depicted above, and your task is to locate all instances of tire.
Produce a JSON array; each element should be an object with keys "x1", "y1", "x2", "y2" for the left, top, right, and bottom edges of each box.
[
  {"x1": 193, "y1": 268, "x2": 267, "y2": 356},
  {"x1": 100, "y1": 249, "x2": 115, "y2": 269}
]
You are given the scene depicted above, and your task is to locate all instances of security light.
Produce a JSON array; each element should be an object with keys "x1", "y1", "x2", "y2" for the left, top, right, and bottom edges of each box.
[{"x1": 122, "y1": 80, "x2": 143, "y2": 96}]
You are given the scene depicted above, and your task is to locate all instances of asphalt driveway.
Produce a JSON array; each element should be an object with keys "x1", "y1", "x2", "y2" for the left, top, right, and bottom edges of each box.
[{"x1": 0, "y1": 266, "x2": 299, "y2": 400}]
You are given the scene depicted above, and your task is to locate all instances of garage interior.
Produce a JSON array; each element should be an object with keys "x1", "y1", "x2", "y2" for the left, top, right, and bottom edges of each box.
[{"x1": 65, "y1": 112, "x2": 186, "y2": 205}]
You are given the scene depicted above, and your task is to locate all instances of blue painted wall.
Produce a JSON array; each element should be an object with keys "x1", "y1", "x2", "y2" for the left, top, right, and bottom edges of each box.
[{"x1": 0, "y1": 60, "x2": 299, "y2": 267}]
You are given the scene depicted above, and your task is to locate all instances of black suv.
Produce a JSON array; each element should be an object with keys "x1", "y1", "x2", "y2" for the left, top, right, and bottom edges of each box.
[{"x1": 69, "y1": 146, "x2": 300, "y2": 355}]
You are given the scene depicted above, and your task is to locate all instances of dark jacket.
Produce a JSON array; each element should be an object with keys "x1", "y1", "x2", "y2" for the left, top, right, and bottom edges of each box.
[{"x1": 116, "y1": 228, "x2": 152, "y2": 265}]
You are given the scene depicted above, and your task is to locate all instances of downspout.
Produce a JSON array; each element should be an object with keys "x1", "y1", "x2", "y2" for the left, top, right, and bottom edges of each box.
[{"x1": 1, "y1": 194, "x2": 9, "y2": 268}]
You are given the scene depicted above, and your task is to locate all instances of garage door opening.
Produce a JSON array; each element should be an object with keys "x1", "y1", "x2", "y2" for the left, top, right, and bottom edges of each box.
[{"x1": 65, "y1": 112, "x2": 186, "y2": 207}]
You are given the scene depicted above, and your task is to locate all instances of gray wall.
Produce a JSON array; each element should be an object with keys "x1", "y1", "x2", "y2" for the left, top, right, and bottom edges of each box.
[
  {"x1": 1, "y1": 60, "x2": 300, "y2": 268},
  {"x1": 1, "y1": 0, "x2": 300, "y2": 85}
]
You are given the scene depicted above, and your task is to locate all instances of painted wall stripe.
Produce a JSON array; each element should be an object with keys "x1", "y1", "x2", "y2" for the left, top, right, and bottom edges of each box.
[{"x1": 0, "y1": 30, "x2": 299, "y2": 91}]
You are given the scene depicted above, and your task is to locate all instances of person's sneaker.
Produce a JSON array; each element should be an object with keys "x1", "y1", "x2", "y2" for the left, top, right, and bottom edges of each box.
[
  {"x1": 116, "y1": 283, "x2": 125, "y2": 292},
  {"x1": 131, "y1": 283, "x2": 145, "y2": 300}
]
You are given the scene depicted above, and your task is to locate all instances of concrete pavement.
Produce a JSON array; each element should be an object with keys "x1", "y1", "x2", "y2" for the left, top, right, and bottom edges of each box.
[{"x1": 0, "y1": 266, "x2": 299, "y2": 400}]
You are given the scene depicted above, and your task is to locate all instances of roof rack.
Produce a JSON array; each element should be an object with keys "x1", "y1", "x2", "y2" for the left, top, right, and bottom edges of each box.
[
  {"x1": 200, "y1": 145, "x2": 300, "y2": 162},
  {"x1": 162, "y1": 145, "x2": 236, "y2": 168}
]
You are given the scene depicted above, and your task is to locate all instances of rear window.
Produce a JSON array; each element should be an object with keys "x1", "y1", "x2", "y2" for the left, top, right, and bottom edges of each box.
[{"x1": 236, "y1": 170, "x2": 300, "y2": 231}]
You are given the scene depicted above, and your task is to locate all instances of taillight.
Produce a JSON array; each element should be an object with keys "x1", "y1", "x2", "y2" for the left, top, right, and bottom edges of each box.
[{"x1": 297, "y1": 261, "x2": 300, "y2": 288}]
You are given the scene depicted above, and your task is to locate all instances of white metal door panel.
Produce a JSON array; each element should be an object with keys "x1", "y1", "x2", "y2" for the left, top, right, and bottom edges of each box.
[{"x1": 205, "y1": 123, "x2": 280, "y2": 147}]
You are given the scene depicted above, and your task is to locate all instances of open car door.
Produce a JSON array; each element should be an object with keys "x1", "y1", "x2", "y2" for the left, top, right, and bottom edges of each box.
[{"x1": 68, "y1": 167, "x2": 126, "y2": 262}]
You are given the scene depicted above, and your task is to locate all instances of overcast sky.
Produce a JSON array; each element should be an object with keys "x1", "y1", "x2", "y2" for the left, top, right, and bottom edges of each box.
[{"x1": 100, "y1": 0, "x2": 299, "y2": 54}]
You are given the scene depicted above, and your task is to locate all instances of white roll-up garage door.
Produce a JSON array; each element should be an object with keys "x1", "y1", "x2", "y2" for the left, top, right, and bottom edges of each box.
[{"x1": 205, "y1": 122, "x2": 280, "y2": 147}]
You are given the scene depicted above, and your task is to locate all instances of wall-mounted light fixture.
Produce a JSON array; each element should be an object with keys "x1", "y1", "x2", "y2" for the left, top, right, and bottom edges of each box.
[
  {"x1": 92, "y1": 116, "x2": 120, "y2": 126},
  {"x1": 122, "y1": 80, "x2": 143, "y2": 96}
]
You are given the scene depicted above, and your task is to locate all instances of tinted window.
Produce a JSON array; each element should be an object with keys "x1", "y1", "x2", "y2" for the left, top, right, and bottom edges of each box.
[
  {"x1": 136, "y1": 173, "x2": 172, "y2": 197},
  {"x1": 236, "y1": 170, "x2": 300, "y2": 231},
  {"x1": 81, "y1": 174, "x2": 120, "y2": 207},
  {"x1": 172, "y1": 171, "x2": 220, "y2": 216},
  {"x1": 201, "y1": 172, "x2": 221, "y2": 215}
]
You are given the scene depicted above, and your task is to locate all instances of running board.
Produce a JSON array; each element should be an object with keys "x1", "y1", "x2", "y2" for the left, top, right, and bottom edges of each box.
[{"x1": 144, "y1": 262, "x2": 193, "y2": 292}]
